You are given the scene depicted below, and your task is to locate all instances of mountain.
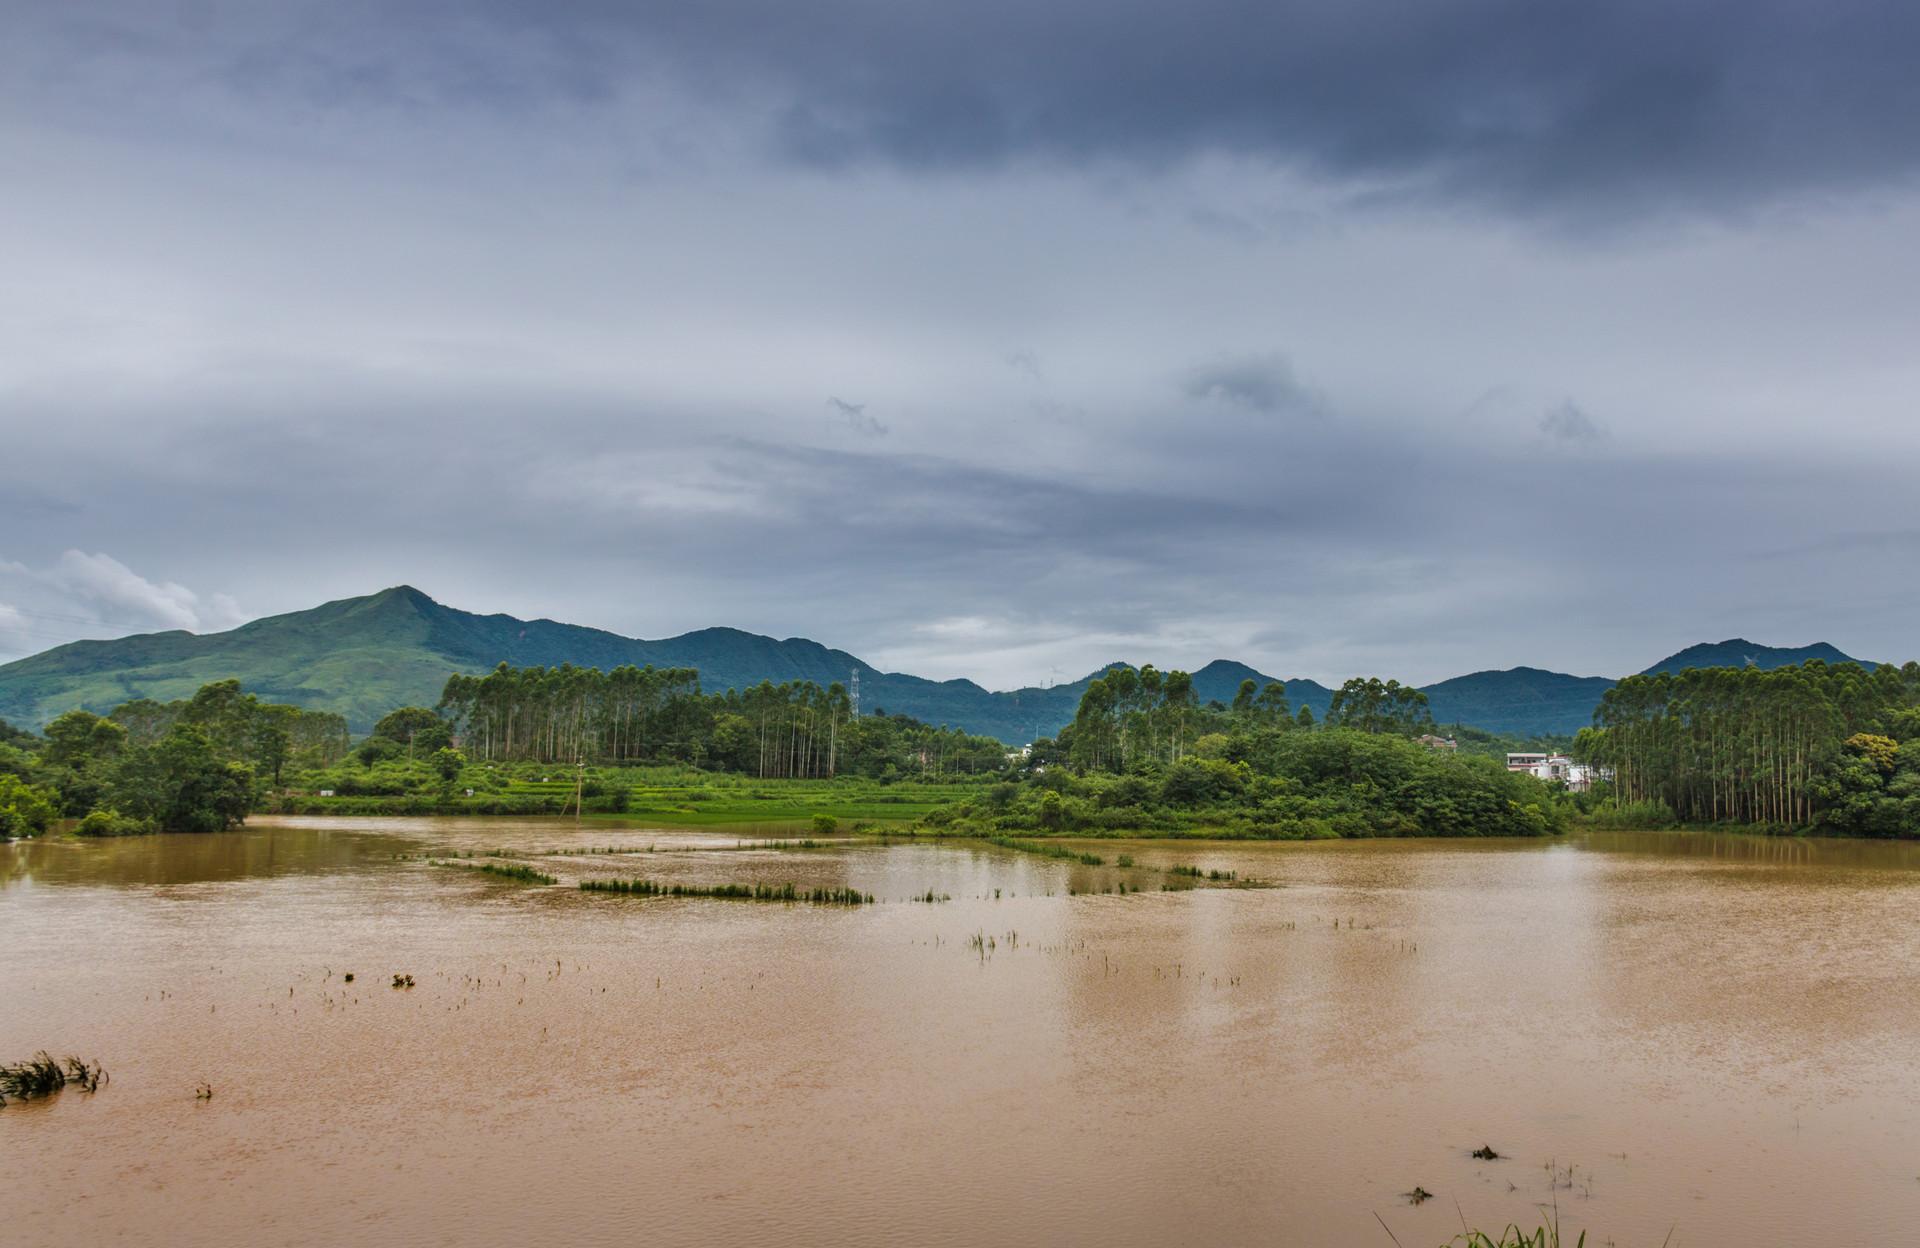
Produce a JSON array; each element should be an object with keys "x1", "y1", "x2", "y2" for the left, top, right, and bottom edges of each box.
[
  {"x1": 0, "y1": 587, "x2": 1881, "y2": 742},
  {"x1": 1421, "y1": 667, "x2": 1620, "y2": 739},
  {"x1": 0, "y1": 587, "x2": 1327, "y2": 742},
  {"x1": 1637, "y1": 639, "x2": 1864, "y2": 677}
]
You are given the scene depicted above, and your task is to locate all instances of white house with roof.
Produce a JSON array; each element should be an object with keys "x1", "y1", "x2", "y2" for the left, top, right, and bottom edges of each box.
[{"x1": 1507, "y1": 753, "x2": 1609, "y2": 792}]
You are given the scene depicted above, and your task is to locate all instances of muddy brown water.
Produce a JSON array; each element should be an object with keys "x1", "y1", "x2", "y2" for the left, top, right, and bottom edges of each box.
[{"x1": 5, "y1": 818, "x2": 1920, "y2": 1247}]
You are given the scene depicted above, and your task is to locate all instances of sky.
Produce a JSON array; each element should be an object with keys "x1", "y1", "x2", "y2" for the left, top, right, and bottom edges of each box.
[{"x1": 2, "y1": 0, "x2": 1918, "y2": 689}]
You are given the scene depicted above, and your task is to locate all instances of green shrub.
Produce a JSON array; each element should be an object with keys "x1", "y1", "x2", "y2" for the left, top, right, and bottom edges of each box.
[{"x1": 76, "y1": 808, "x2": 156, "y2": 837}]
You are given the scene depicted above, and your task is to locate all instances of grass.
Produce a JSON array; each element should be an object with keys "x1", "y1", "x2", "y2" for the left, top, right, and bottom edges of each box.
[
  {"x1": 981, "y1": 836, "x2": 1105, "y2": 866},
  {"x1": 0, "y1": 1053, "x2": 107, "y2": 1105},
  {"x1": 433, "y1": 860, "x2": 558, "y2": 885},
  {"x1": 1169, "y1": 864, "x2": 1237, "y2": 881},
  {"x1": 579, "y1": 878, "x2": 873, "y2": 905},
  {"x1": 276, "y1": 765, "x2": 985, "y2": 825},
  {"x1": 1441, "y1": 1225, "x2": 1586, "y2": 1248}
]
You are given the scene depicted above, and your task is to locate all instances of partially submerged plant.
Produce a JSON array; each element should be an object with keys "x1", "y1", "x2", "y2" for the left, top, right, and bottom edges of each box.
[
  {"x1": 579, "y1": 878, "x2": 873, "y2": 905},
  {"x1": 0, "y1": 1053, "x2": 107, "y2": 1105}
]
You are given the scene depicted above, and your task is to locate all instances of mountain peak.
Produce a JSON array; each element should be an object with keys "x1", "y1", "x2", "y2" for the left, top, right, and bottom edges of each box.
[{"x1": 1640, "y1": 639, "x2": 1865, "y2": 677}]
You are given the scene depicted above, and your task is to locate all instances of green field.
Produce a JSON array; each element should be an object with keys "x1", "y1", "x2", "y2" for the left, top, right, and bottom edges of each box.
[{"x1": 271, "y1": 765, "x2": 982, "y2": 826}]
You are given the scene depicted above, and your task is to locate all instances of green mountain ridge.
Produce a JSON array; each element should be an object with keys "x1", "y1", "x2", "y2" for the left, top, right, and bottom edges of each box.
[{"x1": 0, "y1": 587, "x2": 1878, "y2": 742}]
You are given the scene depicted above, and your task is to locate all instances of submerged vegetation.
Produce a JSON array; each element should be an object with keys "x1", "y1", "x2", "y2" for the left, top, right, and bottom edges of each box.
[
  {"x1": 0, "y1": 1053, "x2": 107, "y2": 1105},
  {"x1": 579, "y1": 878, "x2": 874, "y2": 904},
  {"x1": 434, "y1": 860, "x2": 557, "y2": 886},
  {"x1": 982, "y1": 836, "x2": 1105, "y2": 865}
]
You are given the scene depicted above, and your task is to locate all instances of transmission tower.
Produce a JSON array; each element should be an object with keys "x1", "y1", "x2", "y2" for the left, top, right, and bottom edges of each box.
[{"x1": 850, "y1": 668, "x2": 861, "y2": 717}]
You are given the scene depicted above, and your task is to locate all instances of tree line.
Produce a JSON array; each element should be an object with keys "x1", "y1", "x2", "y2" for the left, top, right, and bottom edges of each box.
[
  {"x1": 1576, "y1": 660, "x2": 1920, "y2": 832},
  {"x1": 434, "y1": 662, "x2": 1007, "y2": 779},
  {"x1": 934, "y1": 671, "x2": 1557, "y2": 839},
  {"x1": 0, "y1": 680, "x2": 350, "y2": 837}
]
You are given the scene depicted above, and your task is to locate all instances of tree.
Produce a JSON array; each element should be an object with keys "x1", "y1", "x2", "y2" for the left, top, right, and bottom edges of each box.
[
  {"x1": 372, "y1": 706, "x2": 449, "y2": 757},
  {"x1": 1326, "y1": 678, "x2": 1432, "y2": 735},
  {"x1": 0, "y1": 774, "x2": 57, "y2": 838},
  {"x1": 109, "y1": 726, "x2": 255, "y2": 833},
  {"x1": 43, "y1": 710, "x2": 127, "y2": 770},
  {"x1": 431, "y1": 747, "x2": 466, "y2": 797}
]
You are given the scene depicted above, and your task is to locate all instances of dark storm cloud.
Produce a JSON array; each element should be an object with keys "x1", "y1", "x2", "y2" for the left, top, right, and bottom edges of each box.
[{"x1": 21, "y1": 1, "x2": 1919, "y2": 221}]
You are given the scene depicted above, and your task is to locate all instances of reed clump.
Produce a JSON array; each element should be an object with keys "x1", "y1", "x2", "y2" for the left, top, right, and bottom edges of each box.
[
  {"x1": 0, "y1": 1053, "x2": 107, "y2": 1105},
  {"x1": 579, "y1": 878, "x2": 873, "y2": 905}
]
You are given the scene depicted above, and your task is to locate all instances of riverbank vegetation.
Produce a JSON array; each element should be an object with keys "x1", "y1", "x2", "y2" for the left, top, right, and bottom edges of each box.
[
  {"x1": 0, "y1": 679, "x2": 343, "y2": 836},
  {"x1": 12, "y1": 657, "x2": 1920, "y2": 842},
  {"x1": 924, "y1": 675, "x2": 1567, "y2": 839},
  {"x1": 1576, "y1": 659, "x2": 1920, "y2": 836}
]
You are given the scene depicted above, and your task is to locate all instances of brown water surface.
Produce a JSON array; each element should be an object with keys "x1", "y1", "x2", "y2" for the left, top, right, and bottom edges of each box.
[{"x1": 6, "y1": 818, "x2": 1920, "y2": 1246}]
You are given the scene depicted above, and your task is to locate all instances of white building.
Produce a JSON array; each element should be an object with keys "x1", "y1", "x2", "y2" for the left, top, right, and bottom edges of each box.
[{"x1": 1508, "y1": 753, "x2": 1608, "y2": 793}]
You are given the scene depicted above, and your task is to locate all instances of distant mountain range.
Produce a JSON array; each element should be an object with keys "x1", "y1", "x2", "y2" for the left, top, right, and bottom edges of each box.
[{"x1": 0, "y1": 586, "x2": 1880, "y2": 742}]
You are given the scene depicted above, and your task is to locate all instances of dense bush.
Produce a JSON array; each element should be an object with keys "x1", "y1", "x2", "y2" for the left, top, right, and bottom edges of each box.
[{"x1": 76, "y1": 808, "x2": 156, "y2": 837}]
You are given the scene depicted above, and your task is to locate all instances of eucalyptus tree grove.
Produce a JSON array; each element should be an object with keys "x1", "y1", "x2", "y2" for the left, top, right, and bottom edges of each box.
[
  {"x1": 436, "y1": 663, "x2": 1005, "y2": 778},
  {"x1": 1578, "y1": 660, "x2": 1920, "y2": 830}
]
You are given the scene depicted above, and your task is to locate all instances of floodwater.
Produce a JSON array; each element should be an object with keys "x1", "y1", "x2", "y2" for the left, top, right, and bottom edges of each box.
[{"x1": 6, "y1": 820, "x2": 1920, "y2": 1247}]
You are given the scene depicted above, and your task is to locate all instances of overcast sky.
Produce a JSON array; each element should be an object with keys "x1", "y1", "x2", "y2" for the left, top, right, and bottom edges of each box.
[{"x1": 3, "y1": 1, "x2": 1918, "y2": 689}]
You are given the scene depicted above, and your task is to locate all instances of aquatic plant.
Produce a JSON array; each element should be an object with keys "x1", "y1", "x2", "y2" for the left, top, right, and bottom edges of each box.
[
  {"x1": 982, "y1": 836, "x2": 1104, "y2": 866},
  {"x1": 579, "y1": 878, "x2": 872, "y2": 905},
  {"x1": 0, "y1": 1053, "x2": 107, "y2": 1105},
  {"x1": 433, "y1": 860, "x2": 557, "y2": 885},
  {"x1": 1169, "y1": 865, "x2": 1237, "y2": 881},
  {"x1": 1441, "y1": 1222, "x2": 1587, "y2": 1248}
]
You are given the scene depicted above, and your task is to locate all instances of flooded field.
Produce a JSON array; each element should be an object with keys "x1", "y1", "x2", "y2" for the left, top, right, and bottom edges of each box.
[{"x1": 6, "y1": 818, "x2": 1920, "y2": 1247}]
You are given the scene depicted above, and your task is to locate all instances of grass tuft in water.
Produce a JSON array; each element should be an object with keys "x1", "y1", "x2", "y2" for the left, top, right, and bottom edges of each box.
[
  {"x1": 1169, "y1": 865, "x2": 1237, "y2": 881},
  {"x1": 1443, "y1": 1223, "x2": 1586, "y2": 1248},
  {"x1": 982, "y1": 836, "x2": 1104, "y2": 866},
  {"x1": 0, "y1": 1053, "x2": 107, "y2": 1104},
  {"x1": 579, "y1": 878, "x2": 872, "y2": 905},
  {"x1": 433, "y1": 860, "x2": 557, "y2": 886}
]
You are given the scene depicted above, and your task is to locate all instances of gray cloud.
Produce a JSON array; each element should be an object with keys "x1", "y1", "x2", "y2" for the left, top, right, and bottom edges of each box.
[
  {"x1": 12, "y1": 2, "x2": 1920, "y2": 223},
  {"x1": 1539, "y1": 400, "x2": 1606, "y2": 443},
  {"x1": 1, "y1": 2, "x2": 1916, "y2": 689},
  {"x1": 1180, "y1": 354, "x2": 1317, "y2": 414},
  {"x1": 828, "y1": 396, "x2": 886, "y2": 438}
]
